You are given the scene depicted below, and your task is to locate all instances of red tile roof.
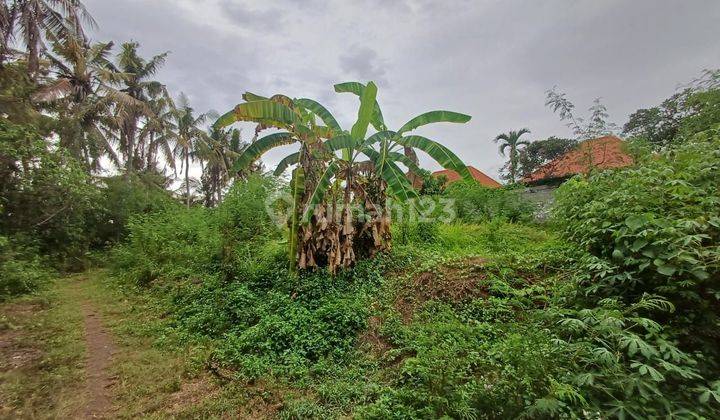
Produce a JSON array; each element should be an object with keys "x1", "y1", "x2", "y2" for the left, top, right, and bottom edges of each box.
[
  {"x1": 433, "y1": 166, "x2": 502, "y2": 188},
  {"x1": 523, "y1": 135, "x2": 633, "y2": 184}
]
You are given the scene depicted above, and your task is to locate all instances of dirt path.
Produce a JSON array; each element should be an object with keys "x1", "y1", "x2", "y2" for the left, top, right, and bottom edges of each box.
[
  {"x1": 80, "y1": 300, "x2": 116, "y2": 418},
  {"x1": 1, "y1": 270, "x2": 253, "y2": 418}
]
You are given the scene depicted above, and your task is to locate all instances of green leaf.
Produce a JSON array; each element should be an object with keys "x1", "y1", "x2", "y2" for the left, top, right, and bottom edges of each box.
[
  {"x1": 273, "y1": 152, "x2": 300, "y2": 176},
  {"x1": 242, "y1": 91, "x2": 268, "y2": 102},
  {"x1": 215, "y1": 100, "x2": 300, "y2": 129},
  {"x1": 631, "y1": 238, "x2": 648, "y2": 252},
  {"x1": 699, "y1": 390, "x2": 711, "y2": 404},
  {"x1": 361, "y1": 130, "x2": 396, "y2": 149},
  {"x1": 334, "y1": 81, "x2": 385, "y2": 130},
  {"x1": 387, "y1": 152, "x2": 422, "y2": 175},
  {"x1": 395, "y1": 135, "x2": 472, "y2": 181},
  {"x1": 214, "y1": 109, "x2": 237, "y2": 129},
  {"x1": 324, "y1": 134, "x2": 359, "y2": 153},
  {"x1": 231, "y1": 132, "x2": 295, "y2": 173},
  {"x1": 625, "y1": 214, "x2": 647, "y2": 230},
  {"x1": 364, "y1": 148, "x2": 418, "y2": 201},
  {"x1": 656, "y1": 264, "x2": 677, "y2": 276},
  {"x1": 302, "y1": 162, "x2": 339, "y2": 224},
  {"x1": 612, "y1": 249, "x2": 624, "y2": 260},
  {"x1": 398, "y1": 110, "x2": 471, "y2": 134},
  {"x1": 351, "y1": 81, "x2": 378, "y2": 142},
  {"x1": 294, "y1": 98, "x2": 341, "y2": 132}
]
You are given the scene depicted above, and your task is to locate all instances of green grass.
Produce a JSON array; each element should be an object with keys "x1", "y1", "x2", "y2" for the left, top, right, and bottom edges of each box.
[
  {"x1": 0, "y1": 270, "x2": 287, "y2": 418},
  {"x1": 0, "y1": 221, "x2": 577, "y2": 418},
  {"x1": 0, "y1": 278, "x2": 86, "y2": 418}
]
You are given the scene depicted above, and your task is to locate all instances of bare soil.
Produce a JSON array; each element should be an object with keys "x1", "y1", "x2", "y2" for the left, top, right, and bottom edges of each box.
[
  {"x1": 79, "y1": 300, "x2": 116, "y2": 419},
  {"x1": 395, "y1": 256, "x2": 489, "y2": 323}
]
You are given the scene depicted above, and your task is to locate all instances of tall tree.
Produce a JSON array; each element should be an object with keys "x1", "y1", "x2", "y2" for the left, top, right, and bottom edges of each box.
[
  {"x1": 113, "y1": 41, "x2": 168, "y2": 172},
  {"x1": 514, "y1": 136, "x2": 577, "y2": 179},
  {"x1": 494, "y1": 128, "x2": 530, "y2": 183},
  {"x1": 1, "y1": 0, "x2": 96, "y2": 75},
  {"x1": 0, "y1": 2, "x2": 12, "y2": 66},
  {"x1": 167, "y1": 93, "x2": 209, "y2": 208},
  {"x1": 623, "y1": 69, "x2": 720, "y2": 148},
  {"x1": 198, "y1": 126, "x2": 247, "y2": 207},
  {"x1": 32, "y1": 35, "x2": 138, "y2": 172},
  {"x1": 137, "y1": 86, "x2": 176, "y2": 173}
]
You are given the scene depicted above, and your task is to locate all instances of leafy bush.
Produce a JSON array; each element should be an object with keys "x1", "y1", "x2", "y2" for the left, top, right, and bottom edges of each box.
[
  {"x1": 89, "y1": 173, "x2": 177, "y2": 246},
  {"x1": 111, "y1": 205, "x2": 221, "y2": 286},
  {"x1": 555, "y1": 134, "x2": 720, "y2": 354},
  {"x1": 209, "y1": 257, "x2": 386, "y2": 379},
  {"x1": 0, "y1": 235, "x2": 52, "y2": 300},
  {"x1": 553, "y1": 133, "x2": 720, "y2": 416},
  {"x1": 0, "y1": 119, "x2": 102, "y2": 269},
  {"x1": 445, "y1": 180, "x2": 536, "y2": 223},
  {"x1": 111, "y1": 175, "x2": 281, "y2": 286}
]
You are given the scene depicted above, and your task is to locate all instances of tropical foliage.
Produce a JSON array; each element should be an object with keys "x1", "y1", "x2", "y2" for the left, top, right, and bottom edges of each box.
[
  {"x1": 514, "y1": 136, "x2": 577, "y2": 179},
  {"x1": 2, "y1": 1, "x2": 720, "y2": 418},
  {"x1": 494, "y1": 128, "x2": 530, "y2": 183},
  {"x1": 624, "y1": 69, "x2": 720, "y2": 149},
  {"x1": 216, "y1": 81, "x2": 473, "y2": 273}
]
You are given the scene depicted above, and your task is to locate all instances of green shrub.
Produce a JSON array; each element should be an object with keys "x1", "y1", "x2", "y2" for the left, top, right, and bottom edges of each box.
[
  {"x1": 358, "y1": 307, "x2": 568, "y2": 419},
  {"x1": 0, "y1": 235, "x2": 52, "y2": 300},
  {"x1": 111, "y1": 175, "x2": 281, "y2": 286},
  {"x1": 89, "y1": 173, "x2": 177, "y2": 246},
  {"x1": 111, "y1": 204, "x2": 221, "y2": 286},
  {"x1": 445, "y1": 181, "x2": 536, "y2": 223},
  {"x1": 209, "y1": 257, "x2": 386, "y2": 379},
  {"x1": 216, "y1": 175, "x2": 281, "y2": 244},
  {"x1": 552, "y1": 133, "x2": 720, "y2": 416},
  {"x1": 554, "y1": 134, "x2": 720, "y2": 356},
  {"x1": 0, "y1": 119, "x2": 102, "y2": 270}
]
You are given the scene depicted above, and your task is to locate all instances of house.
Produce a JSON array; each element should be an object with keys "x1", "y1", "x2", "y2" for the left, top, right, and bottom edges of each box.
[
  {"x1": 432, "y1": 166, "x2": 502, "y2": 188},
  {"x1": 523, "y1": 135, "x2": 633, "y2": 186},
  {"x1": 521, "y1": 135, "x2": 634, "y2": 218}
]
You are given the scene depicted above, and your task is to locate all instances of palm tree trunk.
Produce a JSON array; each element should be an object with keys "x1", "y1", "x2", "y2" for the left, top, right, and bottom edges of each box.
[
  {"x1": 185, "y1": 148, "x2": 190, "y2": 208},
  {"x1": 125, "y1": 120, "x2": 136, "y2": 172},
  {"x1": 509, "y1": 145, "x2": 516, "y2": 183}
]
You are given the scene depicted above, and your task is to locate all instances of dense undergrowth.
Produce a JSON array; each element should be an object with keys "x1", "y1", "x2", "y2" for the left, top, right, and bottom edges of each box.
[
  {"x1": 106, "y1": 133, "x2": 720, "y2": 418},
  {"x1": 5, "y1": 119, "x2": 718, "y2": 416}
]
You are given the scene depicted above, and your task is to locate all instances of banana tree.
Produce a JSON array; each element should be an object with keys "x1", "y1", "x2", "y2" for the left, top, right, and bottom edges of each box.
[
  {"x1": 216, "y1": 82, "x2": 474, "y2": 274},
  {"x1": 214, "y1": 92, "x2": 343, "y2": 272},
  {"x1": 333, "y1": 81, "x2": 474, "y2": 190},
  {"x1": 298, "y1": 82, "x2": 475, "y2": 271}
]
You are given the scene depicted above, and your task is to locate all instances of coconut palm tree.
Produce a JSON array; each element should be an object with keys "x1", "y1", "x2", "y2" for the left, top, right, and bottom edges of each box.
[
  {"x1": 198, "y1": 126, "x2": 248, "y2": 206},
  {"x1": 167, "y1": 93, "x2": 210, "y2": 208},
  {"x1": 137, "y1": 86, "x2": 176, "y2": 174},
  {"x1": 32, "y1": 35, "x2": 140, "y2": 172},
  {"x1": 113, "y1": 41, "x2": 168, "y2": 172},
  {"x1": 494, "y1": 128, "x2": 531, "y2": 183},
  {"x1": 0, "y1": 2, "x2": 12, "y2": 66},
  {"x1": 1, "y1": 0, "x2": 96, "y2": 76}
]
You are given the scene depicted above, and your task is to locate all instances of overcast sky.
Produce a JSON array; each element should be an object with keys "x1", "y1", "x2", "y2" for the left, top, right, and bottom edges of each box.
[{"x1": 85, "y1": 0, "x2": 720, "y2": 181}]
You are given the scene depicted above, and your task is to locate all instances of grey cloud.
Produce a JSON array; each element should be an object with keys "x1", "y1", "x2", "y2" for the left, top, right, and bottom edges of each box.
[
  {"x1": 82, "y1": 0, "x2": 720, "y2": 180},
  {"x1": 220, "y1": 1, "x2": 286, "y2": 30},
  {"x1": 339, "y1": 46, "x2": 387, "y2": 86}
]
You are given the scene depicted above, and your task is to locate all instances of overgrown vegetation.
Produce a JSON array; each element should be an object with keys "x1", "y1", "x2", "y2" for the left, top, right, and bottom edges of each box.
[
  {"x1": 2, "y1": 0, "x2": 720, "y2": 417},
  {"x1": 103, "y1": 127, "x2": 720, "y2": 417}
]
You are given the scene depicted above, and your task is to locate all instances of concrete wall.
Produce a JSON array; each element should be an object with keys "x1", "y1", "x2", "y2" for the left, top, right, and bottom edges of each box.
[{"x1": 520, "y1": 184, "x2": 558, "y2": 220}]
